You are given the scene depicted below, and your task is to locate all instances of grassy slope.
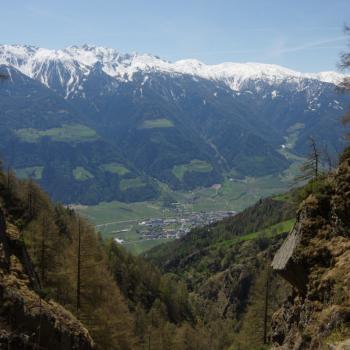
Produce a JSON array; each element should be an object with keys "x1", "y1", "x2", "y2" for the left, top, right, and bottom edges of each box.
[
  {"x1": 73, "y1": 166, "x2": 94, "y2": 181},
  {"x1": 120, "y1": 177, "x2": 145, "y2": 191},
  {"x1": 15, "y1": 166, "x2": 44, "y2": 180},
  {"x1": 172, "y1": 160, "x2": 213, "y2": 180},
  {"x1": 99, "y1": 163, "x2": 130, "y2": 176},
  {"x1": 216, "y1": 218, "x2": 295, "y2": 249},
  {"x1": 15, "y1": 124, "x2": 98, "y2": 143},
  {"x1": 140, "y1": 118, "x2": 174, "y2": 128}
]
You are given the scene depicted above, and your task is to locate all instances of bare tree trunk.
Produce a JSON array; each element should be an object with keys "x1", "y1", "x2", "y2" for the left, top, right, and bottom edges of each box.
[
  {"x1": 6, "y1": 166, "x2": 11, "y2": 192},
  {"x1": 309, "y1": 137, "x2": 319, "y2": 179},
  {"x1": 263, "y1": 268, "x2": 270, "y2": 344},
  {"x1": 40, "y1": 217, "x2": 46, "y2": 284},
  {"x1": 76, "y1": 219, "x2": 81, "y2": 318}
]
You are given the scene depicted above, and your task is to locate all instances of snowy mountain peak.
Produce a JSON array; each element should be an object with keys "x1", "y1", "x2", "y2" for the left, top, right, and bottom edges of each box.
[
  {"x1": 306, "y1": 71, "x2": 344, "y2": 84},
  {"x1": 0, "y1": 44, "x2": 345, "y2": 97}
]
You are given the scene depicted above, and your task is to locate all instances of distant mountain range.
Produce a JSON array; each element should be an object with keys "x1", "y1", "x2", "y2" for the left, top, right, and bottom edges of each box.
[{"x1": 0, "y1": 44, "x2": 349, "y2": 204}]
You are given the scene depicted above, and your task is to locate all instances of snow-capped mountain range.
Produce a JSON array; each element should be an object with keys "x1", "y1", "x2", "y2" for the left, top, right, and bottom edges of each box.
[
  {"x1": 0, "y1": 44, "x2": 349, "y2": 204},
  {"x1": 0, "y1": 44, "x2": 344, "y2": 98}
]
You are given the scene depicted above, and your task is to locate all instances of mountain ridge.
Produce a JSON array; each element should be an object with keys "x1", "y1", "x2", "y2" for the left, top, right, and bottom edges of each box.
[{"x1": 0, "y1": 44, "x2": 344, "y2": 98}]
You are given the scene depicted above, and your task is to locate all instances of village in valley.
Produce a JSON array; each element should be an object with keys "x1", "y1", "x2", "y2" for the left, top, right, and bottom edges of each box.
[{"x1": 113, "y1": 208, "x2": 236, "y2": 245}]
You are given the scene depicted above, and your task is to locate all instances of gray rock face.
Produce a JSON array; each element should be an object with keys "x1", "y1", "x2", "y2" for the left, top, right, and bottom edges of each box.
[{"x1": 271, "y1": 214, "x2": 308, "y2": 294}]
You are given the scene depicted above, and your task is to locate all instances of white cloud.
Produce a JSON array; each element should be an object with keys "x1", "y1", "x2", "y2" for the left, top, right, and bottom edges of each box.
[{"x1": 268, "y1": 36, "x2": 347, "y2": 58}]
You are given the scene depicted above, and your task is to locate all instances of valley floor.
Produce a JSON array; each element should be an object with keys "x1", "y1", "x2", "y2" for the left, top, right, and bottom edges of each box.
[{"x1": 77, "y1": 166, "x2": 301, "y2": 254}]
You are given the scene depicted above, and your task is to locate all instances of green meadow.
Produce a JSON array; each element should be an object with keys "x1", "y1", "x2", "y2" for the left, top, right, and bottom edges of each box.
[
  {"x1": 140, "y1": 118, "x2": 174, "y2": 129},
  {"x1": 73, "y1": 166, "x2": 94, "y2": 181},
  {"x1": 172, "y1": 159, "x2": 213, "y2": 180},
  {"x1": 15, "y1": 124, "x2": 98, "y2": 143},
  {"x1": 100, "y1": 163, "x2": 130, "y2": 176}
]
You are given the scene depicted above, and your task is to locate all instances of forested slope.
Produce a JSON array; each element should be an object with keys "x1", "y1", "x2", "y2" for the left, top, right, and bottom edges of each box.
[{"x1": 0, "y1": 163, "x2": 220, "y2": 349}]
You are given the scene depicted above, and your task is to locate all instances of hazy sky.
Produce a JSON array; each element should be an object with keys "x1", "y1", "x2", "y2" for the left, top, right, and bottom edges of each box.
[{"x1": 1, "y1": 0, "x2": 350, "y2": 72}]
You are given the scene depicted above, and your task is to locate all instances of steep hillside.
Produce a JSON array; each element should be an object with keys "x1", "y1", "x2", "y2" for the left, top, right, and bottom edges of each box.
[
  {"x1": 0, "y1": 45, "x2": 349, "y2": 203},
  {"x1": 0, "y1": 164, "x2": 140, "y2": 349},
  {"x1": 0, "y1": 209, "x2": 94, "y2": 349},
  {"x1": 0, "y1": 65, "x2": 158, "y2": 204},
  {"x1": 270, "y1": 149, "x2": 350, "y2": 349},
  {"x1": 146, "y1": 193, "x2": 299, "y2": 349}
]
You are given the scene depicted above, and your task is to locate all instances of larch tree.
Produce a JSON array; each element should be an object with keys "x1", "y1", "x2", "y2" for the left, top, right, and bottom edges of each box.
[
  {"x1": 297, "y1": 136, "x2": 320, "y2": 182},
  {"x1": 71, "y1": 217, "x2": 136, "y2": 349},
  {"x1": 339, "y1": 25, "x2": 350, "y2": 136}
]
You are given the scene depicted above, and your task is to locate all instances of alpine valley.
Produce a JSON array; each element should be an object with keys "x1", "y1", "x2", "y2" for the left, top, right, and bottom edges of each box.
[
  {"x1": 1, "y1": 41, "x2": 350, "y2": 350},
  {"x1": 0, "y1": 44, "x2": 349, "y2": 205}
]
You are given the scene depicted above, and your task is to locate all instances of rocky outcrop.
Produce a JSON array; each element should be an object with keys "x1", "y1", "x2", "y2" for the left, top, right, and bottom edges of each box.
[
  {"x1": 271, "y1": 153, "x2": 350, "y2": 349},
  {"x1": 271, "y1": 218, "x2": 308, "y2": 295},
  {"x1": 0, "y1": 209, "x2": 94, "y2": 350}
]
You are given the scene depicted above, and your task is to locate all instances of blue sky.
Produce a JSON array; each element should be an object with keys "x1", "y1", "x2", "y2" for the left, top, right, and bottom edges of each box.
[{"x1": 1, "y1": 0, "x2": 350, "y2": 72}]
